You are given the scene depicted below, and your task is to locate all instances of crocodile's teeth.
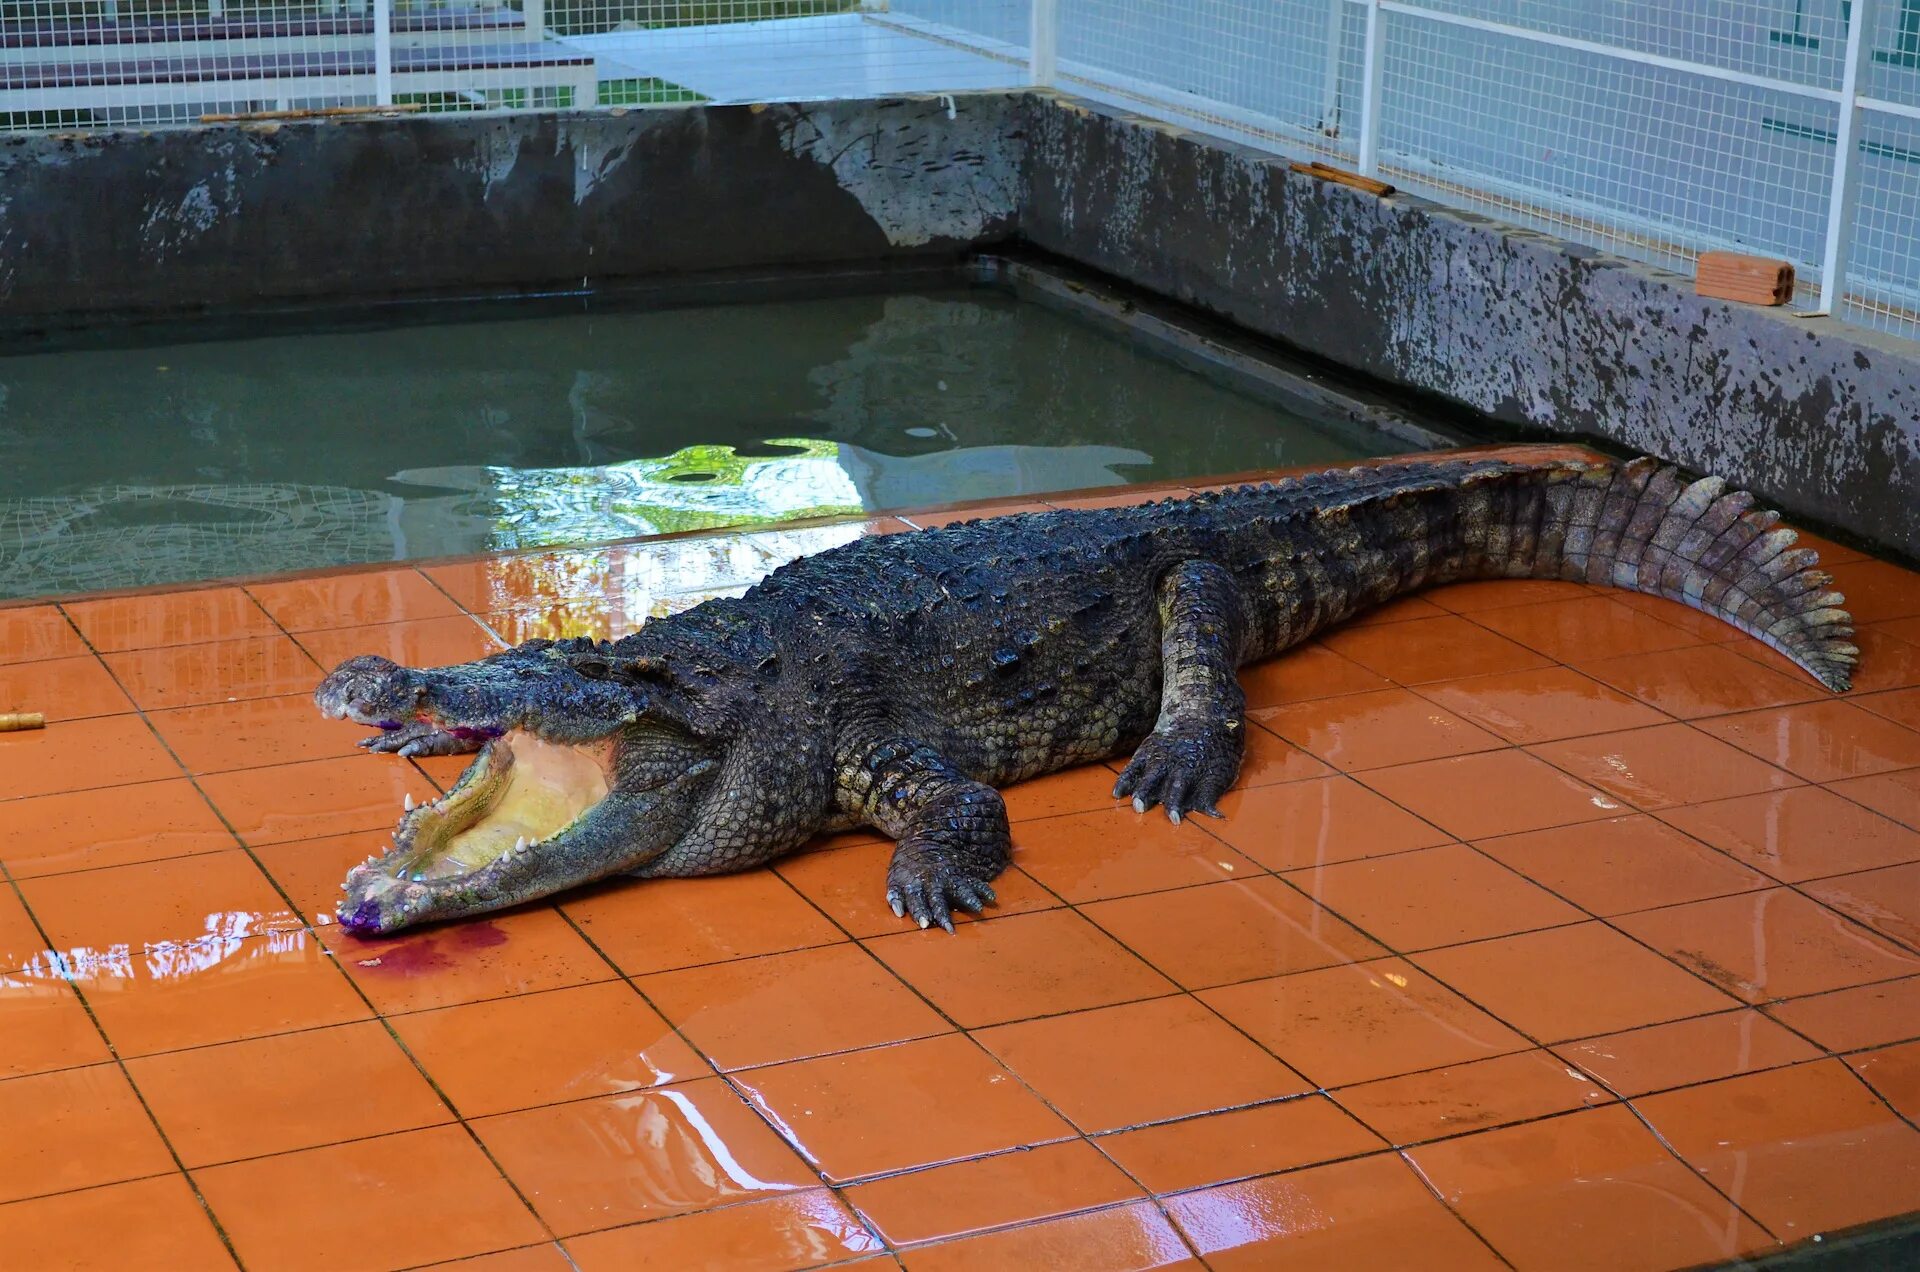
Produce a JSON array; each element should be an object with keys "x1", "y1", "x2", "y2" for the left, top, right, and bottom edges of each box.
[
  {"x1": 515, "y1": 836, "x2": 528, "y2": 854},
  {"x1": 404, "y1": 793, "x2": 414, "y2": 811}
]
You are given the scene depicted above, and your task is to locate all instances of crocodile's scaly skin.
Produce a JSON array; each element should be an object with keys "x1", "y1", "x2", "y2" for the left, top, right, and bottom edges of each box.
[{"x1": 316, "y1": 454, "x2": 1858, "y2": 935}]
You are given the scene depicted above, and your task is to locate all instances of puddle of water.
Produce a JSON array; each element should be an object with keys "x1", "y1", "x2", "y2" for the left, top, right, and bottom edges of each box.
[{"x1": 0, "y1": 289, "x2": 1406, "y2": 598}]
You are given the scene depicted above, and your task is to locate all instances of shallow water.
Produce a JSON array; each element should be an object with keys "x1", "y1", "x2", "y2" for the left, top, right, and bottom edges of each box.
[{"x1": 0, "y1": 287, "x2": 1403, "y2": 598}]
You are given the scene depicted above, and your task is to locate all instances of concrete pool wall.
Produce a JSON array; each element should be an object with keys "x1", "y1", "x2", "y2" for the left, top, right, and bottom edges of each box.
[{"x1": 1, "y1": 91, "x2": 1914, "y2": 556}]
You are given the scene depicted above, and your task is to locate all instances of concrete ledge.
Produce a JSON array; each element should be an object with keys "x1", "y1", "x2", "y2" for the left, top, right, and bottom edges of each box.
[
  {"x1": 1022, "y1": 94, "x2": 1920, "y2": 558},
  {"x1": 0, "y1": 94, "x2": 1025, "y2": 318}
]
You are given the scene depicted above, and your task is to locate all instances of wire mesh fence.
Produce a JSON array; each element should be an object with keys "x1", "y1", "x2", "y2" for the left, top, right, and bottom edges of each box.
[{"x1": 1, "y1": 0, "x2": 1916, "y2": 339}]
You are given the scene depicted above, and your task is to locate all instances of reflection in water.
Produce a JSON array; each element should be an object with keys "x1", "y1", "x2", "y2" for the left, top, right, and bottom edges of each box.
[
  {"x1": 0, "y1": 290, "x2": 1397, "y2": 598},
  {"x1": 8, "y1": 919, "x2": 309, "y2": 986}
]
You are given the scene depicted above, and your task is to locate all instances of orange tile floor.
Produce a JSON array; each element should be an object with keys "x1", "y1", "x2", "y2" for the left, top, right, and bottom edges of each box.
[{"x1": 4, "y1": 471, "x2": 1920, "y2": 1271}]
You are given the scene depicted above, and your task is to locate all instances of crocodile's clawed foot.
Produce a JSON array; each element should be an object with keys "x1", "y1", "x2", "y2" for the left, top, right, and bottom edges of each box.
[
  {"x1": 1114, "y1": 719, "x2": 1242, "y2": 824},
  {"x1": 359, "y1": 721, "x2": 484, "y2": 759},
  {"x1": 885, "y1": 839, "x2": 1001, "y2": 934}
]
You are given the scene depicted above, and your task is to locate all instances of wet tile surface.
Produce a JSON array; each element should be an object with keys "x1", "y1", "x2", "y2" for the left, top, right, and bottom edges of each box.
[{"x1": 4, "y1": 477, "x2": 1920, "y2": 1269}]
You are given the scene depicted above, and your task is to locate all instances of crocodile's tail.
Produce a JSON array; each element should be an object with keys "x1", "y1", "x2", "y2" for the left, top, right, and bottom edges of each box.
[{"x1": 1441, "y1": 455, "x2": 1856, "y2": 691}]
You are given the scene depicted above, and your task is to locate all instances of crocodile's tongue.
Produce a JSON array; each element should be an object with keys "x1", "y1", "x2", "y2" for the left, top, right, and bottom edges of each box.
[{"x1": 404, "y1": 733, "x2": 612, "y2": 881}]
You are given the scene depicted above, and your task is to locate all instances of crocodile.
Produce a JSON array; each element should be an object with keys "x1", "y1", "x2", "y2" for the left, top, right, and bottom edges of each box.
[{"x1": 315, "y1": 451, "x2": 1857, "y2": 937}]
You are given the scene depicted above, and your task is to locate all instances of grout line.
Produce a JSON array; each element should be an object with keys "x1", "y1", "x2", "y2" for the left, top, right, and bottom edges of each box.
[{"x1": 1392, "y1": 1149, "x2": 1521, "y2": 1270}]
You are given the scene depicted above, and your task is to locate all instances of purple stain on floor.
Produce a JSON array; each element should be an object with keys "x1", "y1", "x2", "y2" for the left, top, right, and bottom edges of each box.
[{"x1": 352, "y1": 920, "x2": 508, "y2": 975}]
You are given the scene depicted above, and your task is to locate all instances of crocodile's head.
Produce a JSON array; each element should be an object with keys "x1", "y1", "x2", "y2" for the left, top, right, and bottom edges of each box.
[{"x1": 315, "y1": 631, "x2": 754, "y2": 936}]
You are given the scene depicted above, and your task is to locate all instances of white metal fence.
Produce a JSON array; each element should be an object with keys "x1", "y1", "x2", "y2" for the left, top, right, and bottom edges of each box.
[{"x1": 3, "y1": 0, "x2": 1917, "y2": 339}]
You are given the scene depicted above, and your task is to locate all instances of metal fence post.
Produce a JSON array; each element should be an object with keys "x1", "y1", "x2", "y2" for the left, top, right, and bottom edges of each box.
[
  {"x1": 373, "y1": 0, "x2": 394, "y2": 107},
  {"x1": 1357, "y1": 0, "x2": 1385, "y2": 175},
  {"x1": 1814, "y1": 0, "x2": 1874, "y2": 317},
  {"x1": 1030, "y1": 0, "x2": 1060, "y2": 89},
  {"x1": 1320, "y1": 0, "x2": 1346, "y2": 135}
]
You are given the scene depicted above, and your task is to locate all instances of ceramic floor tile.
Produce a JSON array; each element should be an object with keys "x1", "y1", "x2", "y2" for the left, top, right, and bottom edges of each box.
[
  {"x1": 1414, "y1": 665, "x2": 1667, "y2": 745},
  {"x1": 1559, "y1": 1009, "x2": 1825, "y2": 1098},
  {"x1": 79, "y1": 929, "x2": 370, "y2": 1057},
  {"x1": 320, "y1": 905, "x2": 614, "y2": 1015},
  {"x1": 1827, "y1": 558, "x2": 1920, "y2": 624},
  {"x1": 561, "y1": 871, "x2": 844, "y2": 976},
  {"x1": 424, "y1": 1246, "x2": 573, "y2": 1272},
  {"x1": 1582, "y1": 642, "x2": 1825, "y2": 719},
  {"x1": 1359, "y1": 749, "x2": 1625, "y2": 840},
  {"x1": 1240, "y1": 642, "x2": 1390, "y2": 709},
  {"x1": 195, "y1": 1124, "x2": 545, "y2": 1272},
  {"x1": 903, "y1": 1200, "x2": 1200, "y2": 1271},
  {"x1": 249, "y1": 568, "x2": 463, "y2": 631},
  {"x1": 63, "y1": 586, "x2": 277, "y2": 652},
  {"x1": 1477, "y1": 595, "x2": 1705, "y2": 667},
  {"x1": 1879, "y1": 616, "x2": 1920, "y2": 647},
  {"x1": 1253, "y1": 687, "x2": 1503, "y2": 772},
  {"x1": 1476, "y1": 815, "x2": 1770, "y2": 915},
  {"x1": 1860, "y1": 686, "x2": 1920, "y2": 732},
  {"x1": 0, "y1": 604, "x2": 87, "y2": 665},
  {"x1": 0, "y1": 974, "x2": 112, "y2": 1078},
  {"x1": 1320, "y1": 613, "x2": 1555, "y2": 685},
  {"x1": 1532, "y1": 723, "x2": 1801, "y2": 811},
  {"x1": 775, "y1": 837, "x2": 1057, "y2": 939},
  {"x1": 1637, "y1": 1060, "x2": 1920, "y2": 1239},
  {"x1": 1616, "y1": 888, "x2": 1920, "y2": 1004},
  {"x1": 19, "y1": 849, "x2": 298, "y2": 954},
  {"x1": 0, "y1": 1174, "x2": 235, "y2": 1271},
  {"x1": 1335, "y1": 1048, "x2": 1613, "y2": 1146},
  {"x1": 1291, "y1": 843, "x2": 1583, "y2": 952},
  {"x1": 1201, "y1": 958, "x2": 1527, "y2": 1087},
  {"x1": 0, "y1": 1062, "x2": 175, "y2": 1203},
  {"x1": 198, "y1": 754, "x2": 436, "y2": 846},
  {"x1": 148, "y1": 692, "x2": 374, "y2": 774},
  {"x1": 1203, "y1": 774, "x2": 1452, "y2": 872},
  {"x1": 0, "y1": 889, "x2": 43, "y2": 975},
  {"x1": 391, "y1": 981, "x2": 705, "y2": 1117},
  {"x1": 1658, "y1": 786, "x2": 1920, "y2": 883},
  {"x1": 1341, "y1": 595, "x2": 1452, "y2": 626},
  {"x1": 732, "y1": 1033, "x2": 1075, "y2": 1183},
  {"x1": 0, "y1": 777, "x2": 233, "y2": 882},
  {"x1": 864, "y1": 908, "x2": 1175, "y2": 1028},
  {"x1": 976, "y1": 996, "x2": 1309, "y2": 1133},
  {"x1": 1012, "y1": 805, "x2": 1259, "y2": 903},
  {"x1": 1164, "y1": 1153, "x2": 1503, "y2": 1271},
  {"x1": 295, "y1": 614, "x2": 503, "y2": 674},
  {"x1": 1421, "y1": 578, "x2": 1596, "y2": 613},
  {"x1": 0, "y1": 654, "x2": 132, "y2": 722},
  {"x1": 424, "y1": 547, "x2": 636, "y2": 612},
  {"x1": 1696, "y1": 700, "x2": 1920, "y2": 783},
  {"x1": 565, "y1": 1190, "x2": 884, "y2": 1271},
  {"x1": 473, "y1": 1076, "x2": 818, "y2": 1235},
  {"x1": 900, "y1": 500, "x2": 1055, "y2": 529},
  {"x1": 1830, "y1": 767, "x2": 1920, "y2": 832},
  {"x1": 1096, "y1": 1095, "x2": 1385, "y2": 1196},
  {"x1": 0, "y1": 713, "x2": 181, "y2": 800},
  {"x1": 1849, "y1": 1039, "x2": 1920, "y2": 1122},
  {"x1": 1766, "y1": 976, "x2": 1920, "y2": 1052},
  {"x1": 1001, "y1": 762, "x2": 1127, "y2": 822},
  {"x1": 639, "y1": 942, "x2": 949, "y2": 1071},
  {"x1": 1081, "y1": 875, "x2": 1386, "y2": 990},
  {"x1": 480, "y1": 599, "x2": 635, "y2": 647},
  {"x1": 1407, "y1": 1103, "x2": 1772, "y2": 1271},
  {"x1": 103, "y1": 634, "x2": 323, "y2": 711},
  {"x1": 1804, "y1": 861, "x2": 1920, "y2": 953},
  {"x1": 1794, "y1": 625, "x2": 1920, "y2": 695},
  {"x1": 845, "y1": 1139, "x2": 1142, "y2": 1248},
  {"x1": 251, "y1": 828, "x2": 389, "y2": 923},
  {"x1": 1412, "y1": 922, "x2": 1740, "y2": 1042},
  {"x1": 126, "y1": 1019, "x2": 451, "y2": 1167},
  {"x1": 1231, "y1": 720, "x2": 1338, "y2": 787}
]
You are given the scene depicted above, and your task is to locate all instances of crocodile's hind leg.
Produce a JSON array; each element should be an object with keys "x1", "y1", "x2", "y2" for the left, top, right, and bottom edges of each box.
[
  {"x1": 840, "y1": 736, "x2": 1010, "y2": 932},
  {"x1": 1114, "y1": 560, "x2": 1249, "y2": 823}
]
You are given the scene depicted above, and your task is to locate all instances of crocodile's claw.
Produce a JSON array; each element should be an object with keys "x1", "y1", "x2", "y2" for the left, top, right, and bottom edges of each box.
[
  {"x1": 1113, "y1": 719, "x2": 1242, "y2": 823},
  {"x1": 885, "y1": 839, "x2": 1000, "y2": 934}
]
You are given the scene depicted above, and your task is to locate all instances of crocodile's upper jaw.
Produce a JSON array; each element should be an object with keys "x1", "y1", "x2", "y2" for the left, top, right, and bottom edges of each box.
[{"x1": 336, "y1": 730, "x2": 617, "y2": 934}]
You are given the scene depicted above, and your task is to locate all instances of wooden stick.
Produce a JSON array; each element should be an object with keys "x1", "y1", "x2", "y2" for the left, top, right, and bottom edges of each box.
[
  {"x1": 1290, "y1": 161, "x2": 1396, "y2": 197},
  {"x1": 199, "y1": 103, "x2": 427, "y2": 124},
  {"x1": 0, "y1": 712, "x2": 46, "y2": 732},
  {"x1": 1696, "y1": 252, "x2": 1796, "y2": 306}
]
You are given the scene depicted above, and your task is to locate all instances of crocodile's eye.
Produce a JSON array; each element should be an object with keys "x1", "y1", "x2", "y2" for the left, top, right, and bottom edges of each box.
[{"x1": 572, "y1": 657, "x2": 611, "y2": 680}]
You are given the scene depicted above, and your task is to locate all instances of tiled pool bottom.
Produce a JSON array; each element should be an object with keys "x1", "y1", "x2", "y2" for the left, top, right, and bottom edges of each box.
[{"x1": 3, "y1": 471, "x2": 1920, "y2": 1271}]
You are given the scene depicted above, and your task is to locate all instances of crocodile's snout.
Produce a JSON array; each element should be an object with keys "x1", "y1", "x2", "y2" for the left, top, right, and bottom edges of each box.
[{"x1": 314, "y1": 654, "x2": 423, "y2": 726}]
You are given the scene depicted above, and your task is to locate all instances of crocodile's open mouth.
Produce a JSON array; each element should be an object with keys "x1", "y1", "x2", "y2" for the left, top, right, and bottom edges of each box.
[{"x1": 337, "y1": 730, "x2": 616, "y2": 934}]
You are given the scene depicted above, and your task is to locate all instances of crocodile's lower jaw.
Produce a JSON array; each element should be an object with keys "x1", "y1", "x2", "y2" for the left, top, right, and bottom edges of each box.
[{"x1": 338, "y1": 731, "x2": 614, "y2": 934}]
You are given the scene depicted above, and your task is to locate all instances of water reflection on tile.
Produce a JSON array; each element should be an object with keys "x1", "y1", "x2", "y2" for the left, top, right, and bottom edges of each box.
[{"x1": 565, "y1": 1191, "x2": 883, "y2": 1270}]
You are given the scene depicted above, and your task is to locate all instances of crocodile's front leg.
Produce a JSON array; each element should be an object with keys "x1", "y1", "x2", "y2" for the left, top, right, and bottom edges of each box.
[
  {"x1": 1114, "y1": 559, "x2": 1249, "y2": 823},
  {"x1": 840, "y1": 736, "x2": 1010, "y2": 933}
]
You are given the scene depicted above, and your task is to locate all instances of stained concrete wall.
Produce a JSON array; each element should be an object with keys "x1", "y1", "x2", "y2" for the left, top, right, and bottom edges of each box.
[
  {"x1": 1, "y1": 90, "x2": 1914, "y2": 554},
  {"x1": 0, "y1": 94, "x2": 1025, "y2": 319},
  {"x1": 1021, "y1": 95, "x2": 1920, "y2": 558}
]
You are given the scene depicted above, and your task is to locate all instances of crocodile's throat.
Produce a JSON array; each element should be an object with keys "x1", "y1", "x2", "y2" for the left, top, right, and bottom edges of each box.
[{"x1": 339, "y1": 731, "x2": 615, "y2": 932}]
